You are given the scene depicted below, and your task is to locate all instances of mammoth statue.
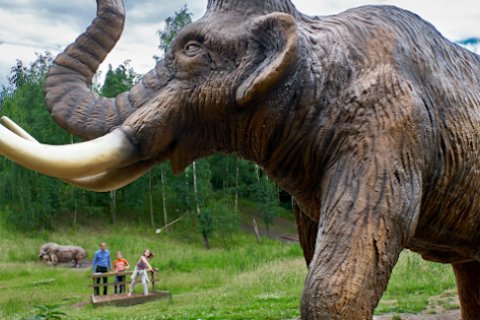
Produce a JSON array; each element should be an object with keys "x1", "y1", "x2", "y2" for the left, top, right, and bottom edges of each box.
[
  {"x1": 0, "y1": 0, "x2": 479, "y2": 318},
  {"x1": 39, "y1": 243, "x2": 86, "y2": 267}
]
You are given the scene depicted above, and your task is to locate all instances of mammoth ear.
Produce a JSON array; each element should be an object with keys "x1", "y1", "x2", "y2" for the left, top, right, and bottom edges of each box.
[{"x1": 235, "y1": 12, "x2": 299, "y2": 107}]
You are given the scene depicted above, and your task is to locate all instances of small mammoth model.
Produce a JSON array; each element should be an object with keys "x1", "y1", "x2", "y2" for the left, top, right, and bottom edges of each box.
[{"x1": 39, "y1": 243, "x2": 86, "y2": 267}]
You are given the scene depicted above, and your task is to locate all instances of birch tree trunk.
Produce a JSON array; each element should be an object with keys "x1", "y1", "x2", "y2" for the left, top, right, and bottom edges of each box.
[
  {"x1": 253, "y1": 217, "x2": 261, "y2": 243},
  {"x1": 73, "y1": 192, "x2": 77, "y2": 227},
  {"x1": 193, "y1": 161, "x2": 210, "y2": 249},
  {"x1": 185, "y1": 170, "x2": 190, "y2": 209},
  {"x1": 70, "y1": 134, "x2": 77, "y2": 227},
  {"x1": 149, "y1": 172, "x2": 155, "y2": 228},
  {"x1": 161, "y1": 169, "x2": 168, "y2": 230},
  {"x1": 234, "y1": 157, "x2": 240, "y2": 213},
  {"x1": 110, "y1": 190, "x2": 117, "y2": 224}
]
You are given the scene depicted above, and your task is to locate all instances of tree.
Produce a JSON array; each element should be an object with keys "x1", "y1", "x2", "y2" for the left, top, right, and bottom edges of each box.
[
  {"x1": 158, "y1": 5, "x2": 193, "y2": 54},
  {"x1": 0, "y1": 53, "x2": 77, "y2": 229},
  {"x1": 254, "y1": 174, "x2": 278, "y2": 236},
  {"x1": 99, "y1": 60, "x2": 141, "y2": 224},
  {"x1": 101, "y1": 60, "x2": 139, "y2": 98},
  {"x1": 191, "y1": 160, "x2": 214, "y2": 249}
]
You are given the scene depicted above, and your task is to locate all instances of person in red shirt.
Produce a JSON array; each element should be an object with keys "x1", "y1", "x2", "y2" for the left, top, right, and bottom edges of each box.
[{"x1": 113, "y1": 251, "x2": 130, "y2": 294}]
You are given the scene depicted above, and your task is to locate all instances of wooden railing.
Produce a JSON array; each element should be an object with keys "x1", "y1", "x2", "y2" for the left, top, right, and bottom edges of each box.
[{"x1": 89, "y1": 270, "x2": 158, "y2": 295}]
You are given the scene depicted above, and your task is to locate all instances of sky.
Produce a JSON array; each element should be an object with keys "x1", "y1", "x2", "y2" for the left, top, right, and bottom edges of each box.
[{"x1": 0, "y1": 0, "x2": 479, "y2": 87}]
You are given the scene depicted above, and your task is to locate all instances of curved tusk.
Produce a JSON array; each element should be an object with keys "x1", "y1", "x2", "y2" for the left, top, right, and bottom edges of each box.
[
  {"x1": 65, "y1": 161, "x2": 155, "y2": 192},
  {"x1": 0, "y1": 124, "x2": 138, "y2": 179},
  {"x1": 1, "y1": 116, "x2": 151, "y2": 191},
  {"x1": 1, "y1": 116, "x2": 38, "y2": 142}
]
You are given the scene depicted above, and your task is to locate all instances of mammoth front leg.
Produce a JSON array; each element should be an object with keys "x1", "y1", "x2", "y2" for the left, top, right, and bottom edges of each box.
[
  {"x1": 50, "y1": 254, "x2": 59, "y2": 266},
  {"x1": 452, "y1": 260, "x2": 480, "y2": 319},
  {"x1": 301, "y1": 159, "x2": 421, "y2": 319}
]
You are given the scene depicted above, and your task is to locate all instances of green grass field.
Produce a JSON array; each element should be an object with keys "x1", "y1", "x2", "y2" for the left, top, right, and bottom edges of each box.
[{"x1": 0, "y1": 220, "x2": 457, "y2": 320}]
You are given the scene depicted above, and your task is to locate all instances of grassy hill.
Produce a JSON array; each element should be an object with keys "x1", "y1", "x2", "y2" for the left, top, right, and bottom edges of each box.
[{"x1": 0, "y1": 207, "x2": 458, "y2": 320}]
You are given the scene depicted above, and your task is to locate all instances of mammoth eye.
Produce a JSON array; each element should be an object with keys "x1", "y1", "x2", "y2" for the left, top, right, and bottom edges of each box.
[{"x1": 184, "y1": 41, "x2": 203, "y2": 56}]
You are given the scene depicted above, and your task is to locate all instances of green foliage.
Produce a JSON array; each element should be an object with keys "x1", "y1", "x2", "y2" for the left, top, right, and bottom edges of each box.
[
  {"x1": 0, "y1": 226, "x2": 305, "y2": 319},
  {"x1": 100, "y1": 61, "x2": 140, "y2": 97},
  {"x1": 0, "y1": 225, "x2": 457, "y2": 320},
  {"x1": 158, "y1": 5, "x2": 193, "y2": 54},
  {"x1": 253, "y1": 175, "x2": 279, "y2": 233},
  {"x1": 375, "y1": 251, "x2": 457, "y2": 314},
  {"x1": 0, "y1": 53, "x2": 73, "y2": 230},
  {"x1": 209, "y1": 198, "x2": 240, "y2": 237},
  {"x1": 26, "y1": 304, "x2": 67, "y2": 320},
  {"x1": 196, "y1": 197, "x2": 239, "y2": 243}
]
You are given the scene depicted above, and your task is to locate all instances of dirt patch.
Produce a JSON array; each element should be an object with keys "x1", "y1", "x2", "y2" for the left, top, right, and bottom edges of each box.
[
  {"x1": 373, "y1": 309, "x2": 460, "y2": 320},
  {"x1": 46, "y1": 259, "x2": 91, "y2": 270},
  {"x1": 70, "y1": 301, "x2": 90, "y2": 309},
  {"x1": 240, "y1": 213, "x2": 299, "y2": 243},
  {"x1": 288, "y1": 291, "x2": 461, "y2": 320},
  {"x1": 374, "y1": 290, "x2": 460, "y2": 320}
]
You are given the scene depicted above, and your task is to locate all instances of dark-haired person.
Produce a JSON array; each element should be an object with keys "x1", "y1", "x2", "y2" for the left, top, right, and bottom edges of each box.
[
  {"x1": 128, "y1": 249, "x2": 155, "y2": 296},
  {"x1": 91, "y1": 242, "x2": 111, "y2": 295}
]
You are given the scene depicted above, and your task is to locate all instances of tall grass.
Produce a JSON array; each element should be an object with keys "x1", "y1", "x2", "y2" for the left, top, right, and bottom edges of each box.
[
  {"x1": 0, "y1": 224, "x2": 305, "y2": 319},
  {"x1": 0, "y1": 222, "x2": 457, "y2": 319},
  {"x1": 377, "y1": 251, "x2": 457, "y2": 314}
]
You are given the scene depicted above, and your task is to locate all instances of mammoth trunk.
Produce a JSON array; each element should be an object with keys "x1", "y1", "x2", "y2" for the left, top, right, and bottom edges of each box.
[
  {"x1": 45, "y1": 0, "x2": 126, "y2": 140},
  {"x1": 44, "y1": 0, "x2": 172, "y2": 141}
]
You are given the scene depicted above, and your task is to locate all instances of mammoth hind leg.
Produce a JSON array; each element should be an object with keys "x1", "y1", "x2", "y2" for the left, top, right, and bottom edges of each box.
[{"x1": 452, "y1": 260, "x2": 480, "y2": 320}]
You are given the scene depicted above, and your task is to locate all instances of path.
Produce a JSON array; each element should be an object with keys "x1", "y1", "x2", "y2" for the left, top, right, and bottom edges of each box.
[{"x1": 374, "y1": 309, "x2": 461, "y2": 320}]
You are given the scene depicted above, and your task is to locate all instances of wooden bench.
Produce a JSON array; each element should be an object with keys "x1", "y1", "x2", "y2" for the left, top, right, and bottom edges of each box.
[{"x1": 89, "y1": 270, "x2": 169, "y2": 306}]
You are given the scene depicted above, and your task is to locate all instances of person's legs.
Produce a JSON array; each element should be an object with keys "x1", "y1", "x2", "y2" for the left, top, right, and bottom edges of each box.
[
  {"x1": 95, "y1": 266, "x2": 108, "y2": 295},
  {"x1": 102, "y1": 271, "x2": 108, "y2": 295},
  {"x1": 141, "y1": 271, "x2": 149, "y2": 295},
  {"x1": 129, "y1": 268, "x2": 138, "y2": 295},
  {"x1": 95, "y1": 276, "x2": 100, "y2": 296},
  {"x1": 119, "y1": 275, "x2": 125, "y2": 294},
  {"x1": 114, "y1": 275, "x2": 119, "y2": 294}
]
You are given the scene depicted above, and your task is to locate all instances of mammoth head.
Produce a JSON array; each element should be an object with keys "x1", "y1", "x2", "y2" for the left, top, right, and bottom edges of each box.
[
  {"x1": 0, "y1": 0, "x2": 307, "y2": 192},
  {"x1": 39, "y1": 242, "x2": 59, "y2": 257}
]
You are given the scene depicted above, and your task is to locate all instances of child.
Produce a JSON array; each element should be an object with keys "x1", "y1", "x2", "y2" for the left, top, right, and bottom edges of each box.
[
  {"x1": 128, "y1": 249, "x2": 155, "y2": 296},
  {"x1": 113, "y1": 251, "x2": 130, "y2": 294}
]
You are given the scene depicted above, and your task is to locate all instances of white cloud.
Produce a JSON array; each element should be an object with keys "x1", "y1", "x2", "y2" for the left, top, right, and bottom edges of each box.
[
  {"x1": 0, "y1": 8, "x2": 79, "y2": 48},
  {"x1": 0, "y1": 0, "x2": 479, "y2": 87},
  {"x1": 0, "y1": 44, "x2": 53, "y2": 86},
  {"x1": 0, "y1": 0, "x2": 206, "y2": 86},
  {"x1": 292, "y1": 0, "x2": 480, "y2": 40}
]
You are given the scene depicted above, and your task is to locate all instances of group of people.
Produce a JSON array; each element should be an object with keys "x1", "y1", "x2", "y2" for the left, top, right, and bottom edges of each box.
[{"x1": 91, "y1": 242, "x2": 156, "y2": 296}]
